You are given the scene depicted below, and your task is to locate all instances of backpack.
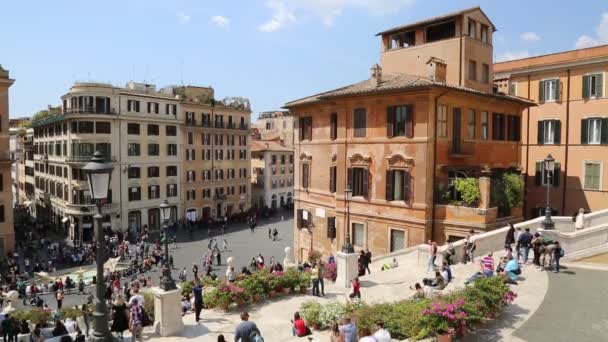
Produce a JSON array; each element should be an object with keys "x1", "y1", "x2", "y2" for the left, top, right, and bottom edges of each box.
[
  {"x1": 250, "y1": 330, "x2": 264, "y2": 342},
  {"x1": 559, "y1": 248, "x2": 565, "y2": 257}
]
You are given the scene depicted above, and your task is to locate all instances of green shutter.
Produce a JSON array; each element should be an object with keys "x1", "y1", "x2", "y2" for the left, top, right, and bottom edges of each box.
[
  {"x1": 535, "y1": 162, "x2": 542, "y2": 186},
  {"x1": 555, "y1": 120, "x2": 561, "y2": 144},
  {"x1": 537, "y1": 121, "x2": 544, "y2": 145},
  {"x1": 403, "y1": 171, "x2": 411, "y2": 202},
  {"x1": 555, "y1": 80, "x2": 561, "y2": 101},
  {"x1": 581, "y1": 119, "x2": 589, "y2": 144},
  {"x1": 582, "y1": 75, "x2": 590, "y2": 98},
  {"x1": 553, "y1": 162, "x2": 561, "y2": 187},
  {"x1": 596, "y1": 74, "x2": 603, "y2": 97},
  {"x1": 601, "y1": 118, "x2": 608, "y2": 144},
  {"x1": 539, "y1": 81, "x2": 545, "y2": 103},
  {"x1": 362, "y1": 169, "x2": 369, "y2": 198},
  {"x1": 385, "y1": 170, "x2": 394, "y2": 201}
]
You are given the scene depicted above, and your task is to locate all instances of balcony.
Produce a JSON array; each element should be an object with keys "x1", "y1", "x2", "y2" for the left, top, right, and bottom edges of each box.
[
  {"x1": 64, "y1": 108, "x2": 117, "y2": 115},
  {"x1": 66, "y1": 155, "x2": 117, "y2": 164},
  {"x1": 186, "y1": 119, "x2": 197, "y2": 126},
  {"x1": 449, "y1": 140, "x2": 474, "y2": 157},
  {"x1": 214, "y1": 122, "x2": 225, "y2": 129},
  {"x1": 213, "y1": 193, "x2": 227, "y2": 201}
]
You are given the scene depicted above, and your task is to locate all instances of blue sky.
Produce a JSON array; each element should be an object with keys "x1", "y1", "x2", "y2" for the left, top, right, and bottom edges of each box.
[{"x1": 2, "y1": 0, "x2": 607, "y2": 119}]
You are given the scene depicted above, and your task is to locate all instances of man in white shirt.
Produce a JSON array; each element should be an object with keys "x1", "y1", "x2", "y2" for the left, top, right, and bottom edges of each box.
[
  {"x1": 64, "y1": 317, "x2": 78, "y2": 333},
  {"x1": 373, "y1": 320, "x2": 391, "y2": 342}
]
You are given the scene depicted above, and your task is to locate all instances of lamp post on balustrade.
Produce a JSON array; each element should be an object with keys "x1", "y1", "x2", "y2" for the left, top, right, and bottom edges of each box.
[
  {"x1": 159, "y1": 199, "x2": 177, "y2": 291},
  {"x1": 342, "y1": 185, "x2": 355, "y2": 253},
  {"x1": 542, "y1": 154, "x2": 556, "y2": 230}
]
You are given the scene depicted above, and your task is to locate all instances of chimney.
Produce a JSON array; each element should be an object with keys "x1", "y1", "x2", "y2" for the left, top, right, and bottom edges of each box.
[
  {"x1": 370, "y1": 64, "x2": 382, "y2": 87},
  {"x1": 426, "y1": 57, "x2": 447, "y2": 83}
]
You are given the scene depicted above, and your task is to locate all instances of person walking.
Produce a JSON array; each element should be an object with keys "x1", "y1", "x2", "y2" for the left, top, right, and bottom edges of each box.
[
  {"x1": 222, "y1": 239, "x2": 228, "y2": 252},
  {"x1": 505, "y1": 223, "x2": 516, "y2": 248},
  {"x1": 268, "y1": 228, "x2": 272, "y2": 240},
  {"x1": 216, "y1": 250, "x2": 222, "y2": 266},
  {"x1": 552, "y1": 241, "x2": 564, "y2": 273},
  {"x1": 129, "y1": 298, "x2": 144, "y2": 342},
  {"x1": 111, "y1": 295, "x2": 129, "y2": 339},
  {"x1": 56, "y1": 289, "x2": 64, "y2": 310},
  {"x1": 192, "y1": 281, "x2": 203, "y2": 322},
  {"x1": 517, "y1": 228, "x2": 533, "y2": 263},
  {"x1": 192, "y1": 264, "x2": 199, "y2": 280},
  {"x1": 427, "y1": 241, "x2": 438, "y2": 272},
  {"x1": 311, "y1": 263, "x2": 320, "y2": 296},
  {"x1": 317, "y1": 261, "x2": 325, "y2": 296},
  {"x1": 272, "y1": 228, "x2": 278, "y2": 241},
  {"x1": 234, "y1": 312, "x2": 261, "y2": 342},
  {"x1": 364, "y1": 249, "x2": 372, "y2": 274}
]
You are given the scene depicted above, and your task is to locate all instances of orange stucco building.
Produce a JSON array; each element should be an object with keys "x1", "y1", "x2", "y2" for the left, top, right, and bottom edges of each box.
[
  {"x1": 0, "y1": 66, "x2": 15, "y2": 254},
  {"x1": 285, "y1": 7, "x2": 533, "y2": 261},
  {"x1": 495, "y1": 44, "x2": 608, "y2": 218}
]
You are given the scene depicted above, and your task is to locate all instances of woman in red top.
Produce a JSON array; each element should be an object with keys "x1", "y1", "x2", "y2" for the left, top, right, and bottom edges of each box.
[
  {"x1": 291, "y1": 312, "x2": 308, "y2": 337},
  {"x1": 348, "y1": 277, "x2": 361, "y2": 301}
]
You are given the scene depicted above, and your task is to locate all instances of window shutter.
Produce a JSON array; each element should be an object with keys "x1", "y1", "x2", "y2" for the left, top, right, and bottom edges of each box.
[
  {"x1": 329, "y1": 166, "x2": 336, "y2": 193},
  {"x1": 299, "y1": 118, "x2": 304, "y2": 141},
  {"x1": 385, "y1": 170, "x2": 394, "y2": 201},
  {"x1": 537, "y1": 121, "x2": 544, "y2": 145},
  {"x1": 327, "y1": 217, "x2": 336, "y2": 239},
  {"x1": 405, "y1": 105, "x2": 414, "y2": 138},
  {"x1": 581, "y1": 119, "x2": 589, "y2": 144},
  {"x1": 306, "y1": 117, "x2": 313, "y2": 140},
  {"x1": 582, "y1": 75, "x2": 590, "y2": 98},
  {"x1": 403, "y1": 171, "x2": 411, "y2": 202},
  {"x1": 330, "y1": 113, "x2": 337, "y2": 140},
  {"x1": 535, "y1": 162, "x2": 542, "y2": 186},
  {"x1": 555, "y1": 81, "x2": 561, "y2": 101},
  {"x1": 386, "y1": 107, "x2": 395, "y2": 138},
  {"x1": 514, "y1": 116, "x2": 521, "y2": 141},
  {"x1": 538, "y1": 81, "x2": 545, "y2": 103},
  {"x1": 554, "y1": 120, "x2": 561, "y2": 144},
  {"x1": 347, "y1": 168, "x2": 353, "y2": 189},
  {"x1": 602, "y1": 118, "x2": 608, "y2": 144},
  {"x1": 596, "y1": 74, "x2": 603, "y2": 97},
  {"x1": 553, "y1": 163, "x2": 561, "y2": 187},
  {"x1": 362, "y1": 169, "x2": 369, "y2": 198},
  {"x1": 297, "y1": 209, "x2": 303, "y2": 228}
]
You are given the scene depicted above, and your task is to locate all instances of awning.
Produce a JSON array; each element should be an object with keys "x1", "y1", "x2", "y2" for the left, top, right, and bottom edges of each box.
[{"x1": 61, "y1": 217, "x2": 69, "y2": 223}]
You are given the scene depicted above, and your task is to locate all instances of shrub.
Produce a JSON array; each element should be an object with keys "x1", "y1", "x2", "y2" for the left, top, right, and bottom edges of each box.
[
  {"x1": 240, "y1": 274, "x2": 266, "y2": 298},
  {"x1": 351, "y1": 299, "x2": 430, "y2": 340},
  {"x1": 323, "y1": 262, "x2": 337, "y2": 281},
  {"x1": 298, "y1": 271, "x2": 311, "y2": 290},
  {"x1": 282, "y1": 268, "x2": 301, "y2": 290},
  {"x1": 27, "y1": 309, "x2": 52, "y2": 326},
  {"x1": 300, "y1": 300, "x2": 323, "y2": 328},
  {"x1": 204, "y1": 287, "x2": 231, "y2": 309},
  {"x1": 418, "y1": 299, "x2": 468, "y2": 338},
  {"x1": 142, "y1": 292, "x2": 155, "y2": 321},
  {"x1": 454, "y1": 178, "x2": 480, "y2": 207},
  {"x1": 180, "y1": 281, "x2": 195, "y2": 297},
  {"x1": 308, "y1": 251, "x2": 322, "y2": 264},
  {"x1": 58, "y1": 307, "x2": 83, "y2": 320},
  {"x1": 503, "y1": 173, "x2": 524, "y2": 208},
  {"x1": 318, "y1": 301, "x2": 348, "y2": 329}
]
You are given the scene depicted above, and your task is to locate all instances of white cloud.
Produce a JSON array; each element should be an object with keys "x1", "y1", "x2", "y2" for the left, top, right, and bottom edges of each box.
[
  {"x1": 496, "y1": 51, "x2": 530, "y2": 63},
  {"x1": 177, "y1": 12, "x2": 191, "y2": 24},
  {"x1": 521, "y1": 32, "x2": 540, "y2": 42},
  {"x1": 258, "y1": 0, "x2": 414, "y2": 32},
  {"x1": 575, "y1": 12, "x2": 608, "y2": 49},
  {"x1": 211, "y1": 15, "x2": 230, "y2": 29}
]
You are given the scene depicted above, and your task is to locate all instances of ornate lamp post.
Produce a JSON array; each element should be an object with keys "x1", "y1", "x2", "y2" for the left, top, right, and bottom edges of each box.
[
  {"x1": 159, "y1": 199, "x2": 177, "y2": 291},
  {"x1": 83, "y1": 151, "x2": 115, "y2": 342},
  {"x1": 542, "y1": 154, "x2": 556, "y2": 230},
  {"x1": 342, "y1": 185, "x2": 355, "y2": 253}
]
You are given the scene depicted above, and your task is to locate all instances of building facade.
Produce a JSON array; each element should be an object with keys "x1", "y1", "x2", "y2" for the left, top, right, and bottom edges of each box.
[
  {"x1": 179, "y1": 86, "x2": 252, "y2": 222},
  {"x1": 494, "y1": 45, "x2": 608, "y2": 217},
  {"x1": 252, "y1": 111, "x2": 295, "y2": 146},
  {"x1": 0, "y1": 66, "x2": 15, "y2": 253},
  {"x1": 11, "y1": 127, "x2": 35, "y2": 207},
  {"x1": 285, "y1": 7, "x2": 532, "y2": 261},
  {"x1": 251, "y1": 140, "x2": 294, "y2": 209}
]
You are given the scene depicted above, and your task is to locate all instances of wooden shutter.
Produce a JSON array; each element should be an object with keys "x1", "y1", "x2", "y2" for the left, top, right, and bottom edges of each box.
[
  {"x1": 306, "y1": 117, "x2": 313, "y2": 140},
  {"x1": 555, "y1": 81, "x2": 561, "y2": 101},
  {"x1": 596, "y1": 74, "x2": 603, "y2": 97},
  {"x1": 581, "y1": 119, "x2": 589, "y2": 144},
  {"x1": 386, "y1": 107, "x2": 395, "y2": 137},
  {"x1": 602, "y1": 118, "x2": 608, "y2": 144},
  {"x1": 554, "y1": 120, "x2": 561, "y2": 144},
  {"x1": 385, "y1": 170, "x2": 394, "y2": 201},
  {"x1": 327, "y1": 217, "x2": 336, "y2": 239},
  {"x1": 582, "y1": 75, "x2": 590, "y2": 98},
  {"x1": 297, "y1": 209, "x2": 303, "y2": 228},
  {"x1": 302, "y1": 164, "x2": 309, "y2": 189},
  {"x1": 347, "y1": 167, "x2": 353, "y2": 189},
  {"x1": 299, "y1": 118, "x2": 304, "y2": 141},
  {"x1": 538, "y1": 81, "x2": 545, "y2": 103},
  {"x1": 537, "y1": 121, "x2": 544, "y2": 145},
  {"x1": 403, "y1": 171, "x2": 411, "y2": 202},
  {"x1": 330, "y1": 113, "x2": 337, "y2": 140},
  {"x1": 405, "y1": 105, "x2": 414, "y2": 138},
  {"x1": 362, "y1": 169, "x2": 369, "y2": 198},
  {"x1": 329, "y1": 166, "x2": 336, "y2": 193},
  {"x1": 553, "y1": 163, "x2": 561, "y2": 187},
  {"x1": 535, "y1": 162, "x2": 542, "y2": 186}
]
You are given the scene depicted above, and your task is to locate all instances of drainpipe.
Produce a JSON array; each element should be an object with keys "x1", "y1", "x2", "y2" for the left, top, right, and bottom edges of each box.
[
  {"x1": 561, "y1": 69, "x2": 571, "y2": 214},
  {"x1": 459, "y1": 36, "x2": 463, "y2": 86},
  {"x1": 523, "y1": 74, "x2": 531, "y2": 218},
  {"x1": 431, "y1": 90, "x2": 450, "y2": 242}
]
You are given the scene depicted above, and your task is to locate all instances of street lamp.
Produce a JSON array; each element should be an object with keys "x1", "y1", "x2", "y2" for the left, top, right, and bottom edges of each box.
[
  {"x1": 542, "y1": 154, "x2": 556, "y2": 230},
  {"x1": 83, "y1": 151, "x2": 115, "y2": 342},
  {"x1": 342, "y1": 185, "x2": 355, "y2": 253},
  {"x1": 159, "y1": 199, "x2": 177, "y2": 291}
]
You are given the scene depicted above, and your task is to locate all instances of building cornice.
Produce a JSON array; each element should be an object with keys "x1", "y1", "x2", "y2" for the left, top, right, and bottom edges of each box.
[{"x1": 494, "y1": 56, "x2": 608, "y2": 79}]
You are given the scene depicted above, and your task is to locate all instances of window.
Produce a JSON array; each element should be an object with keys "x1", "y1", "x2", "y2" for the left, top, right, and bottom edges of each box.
[
  {"x1": 186, "y1": 189, "x2": 195, "y2": 201},
  {"x1": 348, "y1": 167, "x2": 369, "y2": 197},
  {"x1": 148, "y1": 102, "x2": 160, "y2": 114},
  {"x1": 166, "y1": 104, "x2": 177, "y2": 115},
  {"x1": 299, "y1": 117, "x2": 312, "y2": 141},
  {"x1": 492, "y1": 113, "x2": 505, "y2": 140},
  {"x1": 330, "y1": 112, "x2": 338, "y2": 140},
  {"x1": 386, "y1": 169, "x2": 410, "y2": 202},
  {"x1": 0, "y1": 205, "x2": 4, "y2": 223},
  {"x1": 202, "y1": 189, "x2": 211, "y2": 199},
  {"x1": 148, "y1": 166, "x2": 159, "y2": 178},
  {"x1": 468, "y1": 19, "x2": 476, "y2": 38},
  {"x1": 281, "y1": 155, "x2": 286, "y2": 164},
  {"x1": 271, "y1": 155, "x2": 277, "y2": 165},
  {"x1": 481, "y1": 64, "x2": 489, "y2": 83},
  {"x1": 584, "y1": 162, "x2": 601, "y2": 190},
  {"x1": 535, "y1": 161, "x2": 561, "y2": 187},
  {"x1": 351, "y1": 223, "x2": 364, "y2": 247},
  {"x1": 187, "y1": 170, "x2": 196, "y2": 182},
  {"x1": 539, "y1": 79, "x2": 560, "y2": 102},
  {"x1": 509, "y1": 82, "x2": 518, "y2": 96},
  {"x1": 147, "y1": 124, "x2": 159, "y2": 136},
  {"x1": 166, "y1": 166, "x2": 177, "y2": 177},
  {"x1": 581, "y1": 118, "x2": 607, "y2": 144},
  {"x1": 96, "y1": 122, "x2": 111, "y2": 134},
  {"x1": 480, "y1": 24, "x2": 489, "y2": 43},
  {"x1": 437, "y1": 105, "x2": 448, "y2": 138},
  {"x1": 187, "y1": 132, "x2": 193, "y2": 145},
  {"x1": 327, "y1": 217, "x2": 336, "y2": 239},
  {"x1": 353, "y1": 108, "x2": 366, "y2": 137},
  {"x1": 467, "y1": 109, "x2": 476, "y2": 139},
  {"x1": 481, "y1": 111, "x2": 489, "y2": 140},
  {"x1": 507, "y1": 115, "x2": 521, "y2": 142},
  {"x1": 148, "y1": 185, "x2": 159, "y2": 199},
  {"x1": 582, "y1": 73, "x2": 603, "y2": 99},
  {"x1": 148, "y1": 143, "x2": 160, "y2": 156},
  {"x1": 128, "y1": 187, "x2": 141, "y2": 201},
  {"x1": 127, "y1": 100, "x2": 140, "y2": 112},
  {"x1": 128, "y1": 167, "x2": 140, "y2": 179},
  {"x1": 387, "y1": 105, "x2": 414, "y2": 138},
  {"x1": 128, "y1": 143, "x2": 140, "y2": 156},
  {"x1": 186, "y1": 149, "x2": 195, "y2": 161},
  {"x1": 167, "y1": 144, "x2": 177, "y2": 156},
  {"x1": 389, "y1": 31, "x2": 416, "y2": 49},
  {"x1": 537, "y1": 120, "x2": 561, "y2": 145},
  {"x1": 329, "y1": 166, "x2": 337, "y2": 193},
  {"x1": 302, "y1": 163, "x2": 310, "y2": 189},
  {"x1": 127, "y1": 123, "x2": 140, "y2": 135},
  {"x1": 425, "y1": 21, "x2": 456, "y2": 42},
  {"x1": 468, "y1": 60, "x2": 477, "y2": 81}
]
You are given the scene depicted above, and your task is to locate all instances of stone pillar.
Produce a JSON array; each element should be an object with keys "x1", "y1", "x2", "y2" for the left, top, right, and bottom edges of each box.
[
  {"x1": 479, "y1": 167, "x2": 492, "y2": 210},
  {"x1": 150, "y1": 286, "x2": 184, "y2": 337},
  {"x1": 335, "y1": 252, "x2": 359, "y2": 288}
]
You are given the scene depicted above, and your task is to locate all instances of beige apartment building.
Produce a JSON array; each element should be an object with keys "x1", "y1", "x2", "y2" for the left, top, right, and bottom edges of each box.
[
  {"x1": 252, "y1": 111, "x2": 295, "y2": 146},
  {"x1": 179, "y1": 86, "x2": 251, "y2": 222},
  {"x1": 12, "y1": 127, "x2": 35, "y2": 207},
  {"x1": 0, "y1": 66, "x2": 15, "y2": 253},
  {"x1": 285, "y1": 7, "x2": 532, "y2": 260},
  {"x1": 32, "y1": 82, "x2": 181, "y2": 241},
  {"x1": 251, "y1": 140, "x2": 294, "y2": 209},
  {"x1": 495, "y1": 45, "x2": 608, "y2": 217}
]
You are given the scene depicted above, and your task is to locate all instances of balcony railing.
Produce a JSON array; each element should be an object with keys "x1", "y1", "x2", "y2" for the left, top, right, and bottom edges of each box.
[
  {"x1": 66, "y1": 155, "x2": 117, "y2": 164},
  {"x1": 213, "y1": 194, "x2": 227, "y2": 201},
  {"x1": 64, "y1": 108, "x2": 117, "y2": 115},
  {"x1": 449, "y1": 140, "x2": 474, "y2": 156}
]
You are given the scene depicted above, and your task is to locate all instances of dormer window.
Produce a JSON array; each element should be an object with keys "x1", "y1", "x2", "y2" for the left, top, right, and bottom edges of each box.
[{"x1": 389, "y1": 31, "x2": 415, "y2": 49}]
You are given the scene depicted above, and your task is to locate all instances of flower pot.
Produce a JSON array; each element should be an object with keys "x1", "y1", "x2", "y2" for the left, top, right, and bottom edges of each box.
[
  {"x1": 236, "y1": 298, "x2": 245, "y2": 306},
  {"x1": 436, "y1": 332, "x2": 453, "y2": 342},
  {"x1": 275, "y1": 287, "x2": 283, "y2": 294},
  {"x1": 282, "y1": 288, "x2": 292, "y2": 295},
  {"x1": 268, "y1": 290, "x2": 276, "y2": 298},
  {"x1": 220, "y1": 303, "x2": 230, "y2": 310},
  {"x1": 299, "y1": 287, "x2": 308, "y2": 294},
  {"x1": 252, "y1": 294, "x2": 262, "y2": 303}
]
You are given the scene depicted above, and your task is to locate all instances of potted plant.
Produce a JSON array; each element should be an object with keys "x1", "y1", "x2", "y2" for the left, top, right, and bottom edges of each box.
[
  {"x1": 419, "y1": 299, "x2": 468, "y2": 342},
  {"x1": 300, "y1": 300, "x2": 323, "y2": 330},
  {"x1": 282, "y1": 268, "x2": 300, "y2": 294},
  {"x1": 298, "y1": 271, "x2": 311, "y2": 294},
  {"x1": 269, "y1": 272, "x2": 284, "y2": 294},
  {"x1": 240, "y1": 275, "x2": 266, "y2": 303},
  {"x1": 323, "y1": 262, "x2": 337, "y2": 283},
  {"x1": 204, "y1": 287, "x2": 231, "y2": 310}
]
